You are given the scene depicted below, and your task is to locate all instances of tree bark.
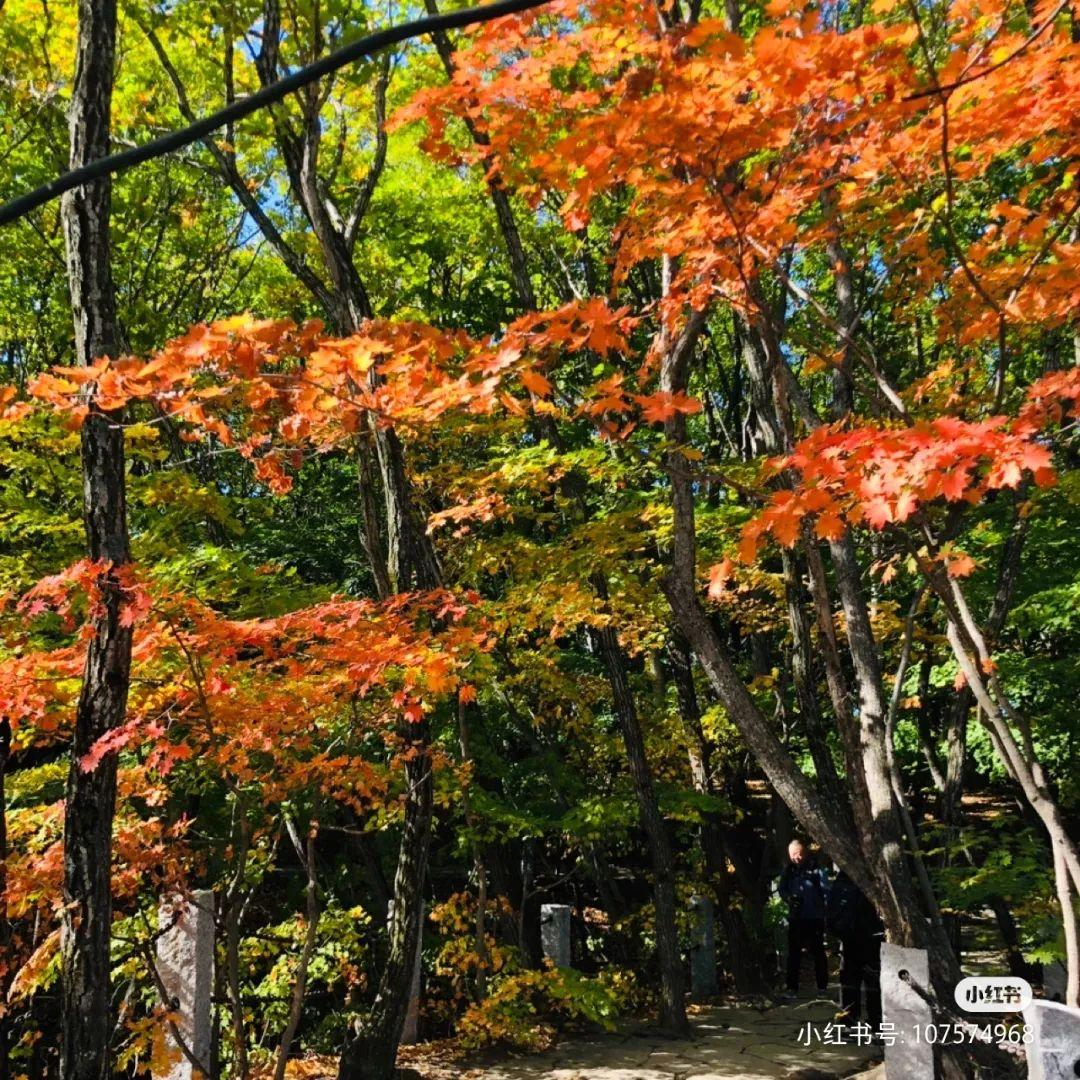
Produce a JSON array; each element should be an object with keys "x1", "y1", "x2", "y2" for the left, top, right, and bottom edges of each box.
[
  {"x1": 825, "y1": 536, "x2": 929, "y2": 938},
  {"x1": 337, "y1": 713, "x2": 433, "y2": 1079},
  {"x1": 590, "y1": 582, "x2": 688, "y2": 1035},
  {"x1": 779, "y1": 550, "x2": 842, "y2": 795},
  {"x1": 339, "y1": 466, "x2": 440, "y2": 1079},
  {"x1": 457, "y1": 697, "x2": 491, "y2": 999},
  {"x1": 668, "y1": 636, "x2": 765, "y2": 994},
  {"x1": 745, "y1": 285, "x2": 963, "y2": 989},
  {"x1": 58, "y1": 1, "x2": 134, "y2": 1077},
  {"x1": 274, "y1": 827, "x2": 320, "y2": 1080}
]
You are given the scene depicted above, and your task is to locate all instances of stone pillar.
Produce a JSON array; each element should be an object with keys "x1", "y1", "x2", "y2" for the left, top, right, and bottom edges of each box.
[
  {"x1": 689, "y1": 896, "x2": 718, "y2": 999},
  {"x1": 541, "y1": 903, "x2": 572, "y2": 968},
  {"x1": 880, "y1": 944, "x2": 933, "y2": 1080},
  {"x1": 1043, "y1": 960, "x2": 1067, "y2": 1003},
  {"x1": 387, "y1": 900, "x2": 424, "y2": 1045},
  {"x1": 1024, "y1": 999, "x2": 1080, "y2": 1080},
  {"x1": 155, "y1": 890, "x2": 214, "y2": 1080}
]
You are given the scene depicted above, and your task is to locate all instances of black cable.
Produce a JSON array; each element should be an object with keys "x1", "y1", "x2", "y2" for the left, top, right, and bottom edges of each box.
[{"x1": 0, "y1": 0, "x2": 551, "y2": 227}]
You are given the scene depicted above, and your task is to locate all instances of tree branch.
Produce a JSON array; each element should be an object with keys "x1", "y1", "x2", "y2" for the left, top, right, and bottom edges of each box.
[
  {"x1": 137, "y1": 14, "x2": 339, "y2": 316},
  {"x1": 0, "y1": 0, "x2": 557, "y2": 226}
]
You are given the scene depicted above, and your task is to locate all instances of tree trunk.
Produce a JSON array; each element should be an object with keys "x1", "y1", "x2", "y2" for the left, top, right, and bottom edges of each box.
[
  {"x1": 748, "y1": 288, "x2": 963, "y2": 991},
  {"x1": 668, "y1": 636, "x2": 766, "y2": 995},
  {"x1": 457, "y1": 697, "x2": 490, "y2": 999},
  {"x1": 658, "y1": 306, "x2": 973, "y2": 1013},
  {"x1": 741, "y1": 281, "x2": 917, "y2": 945},
  {"x1": 58, "y1": 2, "x2": 134, "y2": 1077},
  {"x1": 779, "y1": 550, "x2": 842, "y2": 796},
  {"x1": 245, "y1": 11, "x2": 445, "y2": 1066},
  {"x1": 826, "y1": 536, "x2": 929, "y2": 938},
  {"x1": 274, "y1": 829, "x2": 320, "y2": 1080},
  {"x1": 337, "y1": 714, "x2": 433, "y2": 1080},
  {"x1": 590, "y1": 586, "x2": 688, "y2": 1035},
  {"x1": 339, "y1": 500, "x2": 440, "y2": 1080},
  {"x1": 662, "y1": 312, "x2": 871, "y2": 885},
  {"x1": 941, "y1": 602, "x2": 1080, "y2": 1006}
]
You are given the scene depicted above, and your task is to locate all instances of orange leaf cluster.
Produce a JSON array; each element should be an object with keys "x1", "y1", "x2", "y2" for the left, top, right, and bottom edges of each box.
[
  {"x1": 403, "y1": 0, "x2": 1080, "y2": 338},
  {"x1": 736, "y1": 371, "x2": 1080, "y2": 562}
]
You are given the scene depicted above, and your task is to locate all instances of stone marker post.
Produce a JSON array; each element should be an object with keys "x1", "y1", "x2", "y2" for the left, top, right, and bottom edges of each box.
[
  {"x1": 1024, "y1": 999, "x2": 1080, "y2": 1080},
  {"x1": 880, "y1": 944, "x2": 933, "y2": 1080},
  {"x1": 689, "y1": 895, "x2": 718, "y2": 999},
  {"x1": 155, "y1": 890, "x2": 214, "y2": 1080},
  {"x1": 387, "y1": 900, "x2": 424, "y2": 1044},
  {"x1": 540, "y1": 903, "x2": 572, "y2": 968}
]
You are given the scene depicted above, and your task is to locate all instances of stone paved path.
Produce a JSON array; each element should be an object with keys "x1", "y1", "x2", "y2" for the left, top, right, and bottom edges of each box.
[{"x1": 451, "y1": 1000, "x2": 884, "y2": 1080}]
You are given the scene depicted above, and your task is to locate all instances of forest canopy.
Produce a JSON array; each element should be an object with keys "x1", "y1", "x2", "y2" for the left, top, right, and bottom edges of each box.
[{"x1": 0, "y1": 0, "x2": 1078, "y2": 1075}]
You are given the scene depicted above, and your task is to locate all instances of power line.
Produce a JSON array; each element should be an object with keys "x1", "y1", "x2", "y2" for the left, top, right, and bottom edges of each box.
[{"x1": 0, "y1": 0, "x2": 551, "y2": 227}]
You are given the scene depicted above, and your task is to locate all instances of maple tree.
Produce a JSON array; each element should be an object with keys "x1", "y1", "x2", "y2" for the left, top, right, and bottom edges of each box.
[{"x1": 0, "y1": 0, "x2": 1079, "y2": 1073}]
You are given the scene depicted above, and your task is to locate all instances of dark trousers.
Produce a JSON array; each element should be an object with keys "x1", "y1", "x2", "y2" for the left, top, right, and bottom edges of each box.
[
  {"x1": 839, "y1": 935, "x2": 882, "y2": 1025},
  {"x1": 786, "y1": 917, "x2": 827, "y2": 992}
]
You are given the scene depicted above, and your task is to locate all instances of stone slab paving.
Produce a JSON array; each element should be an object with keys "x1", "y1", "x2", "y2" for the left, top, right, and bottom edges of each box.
[{"x1": 462, "y1": 1000, "x2": 883, "y2": 1080}]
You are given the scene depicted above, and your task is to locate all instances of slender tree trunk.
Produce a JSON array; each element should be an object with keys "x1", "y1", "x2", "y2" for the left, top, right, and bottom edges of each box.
[
  {"x1": 779, "y1": 550, "x2": 842, "y2": 795},
  {"x1": 338, "y1": 712, "x2": 433, "y2": 1079},
  {"x1": 355, "y1": 438, "x2": 392, "y2": 601},
  {"x1": 743, "y1": 277, "x2": 919, "y2": 947},
  {"x1": 1053, "y1": 838, "x2": 1080, "y2": 1006},
  {"x1": 938, "y1": 689, "x2": 968, "y2": 958},
  {"x1": 590, "y1": 584, "x2": 688, "y2": 1035},
  {"x1": 658, "y1": 309, "x2": 971, "y2": 1004},
  {"x1": 58, "y1": 2, "x2": 134, "y2": 1077},
  {"x1": 668, "y1": 636, "x2": 765, "y2": 995},
  {"x1": 986, "y1": 895, "x2": 1036, "y2": 981},
  {"x1": 274, "y1": 828, "x2": 319, "y2": 1080},
  {"x1": 801, "y1": 541, "x2": 872, "y2": 824},
  {"x1": 224, "y1": 818, "x2": 251, "y2": 1079},
  {"x1": 941, "y1": 603, "x2": 1080, "y2": 1005},
  {"x1": 518, "y1": 839, "x2": 542, "y2": 966},
  {"x1": 826, "y1": 536, "x2": 929, "y2": 937},
  {"x1": 824, "y1": 228, "x2": 856, "y2": 418},
  {"x1": 340, "y1": 502, "x2": 440, "y2": 1079},
  {"x1": 247, "y1": 11, "x2": 445, "y2": 1067},
  {"x1": 457, "y1": 697, "x2": 490, "y2": 999},
  {"x1": 754, "y1": 287, "x2": 964, "y2": 988},
  {"x1": 935, "y1": 505, "x2": 1027, "y2": 961}
]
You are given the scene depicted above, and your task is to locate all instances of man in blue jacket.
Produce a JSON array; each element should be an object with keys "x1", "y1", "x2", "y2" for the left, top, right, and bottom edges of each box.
[{"x1": 778, "y1": 838, "x2": 830, "y2": 998}]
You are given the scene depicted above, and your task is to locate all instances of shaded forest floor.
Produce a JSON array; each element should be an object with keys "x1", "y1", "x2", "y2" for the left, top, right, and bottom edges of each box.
[
  {"x1": 400, "y1": 1000, "x2": 883, "y2": 1080},
  {"x1": 271, "y1": 999, "x2": 884, "y2": 1079}
]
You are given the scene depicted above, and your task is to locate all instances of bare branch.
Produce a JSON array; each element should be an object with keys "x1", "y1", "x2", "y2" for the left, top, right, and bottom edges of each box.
[{"x1": 137, "y1": 14, "x2": 339, "y2": 316}]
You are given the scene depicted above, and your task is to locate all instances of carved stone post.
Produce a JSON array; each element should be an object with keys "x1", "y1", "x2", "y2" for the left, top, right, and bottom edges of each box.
[
  {"x1": 155, "y1": 890, "x2": 214, "y2": 1080},
  {"x1": 880, "y1": 943, "x2": 933, "y2": 1080},
  {"x1": 540, "y1": 903, "x2": 572, "y2": 968},
  {"x1": 1024, "y1": 999, "x2": 1080, "y2": 1080}
]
